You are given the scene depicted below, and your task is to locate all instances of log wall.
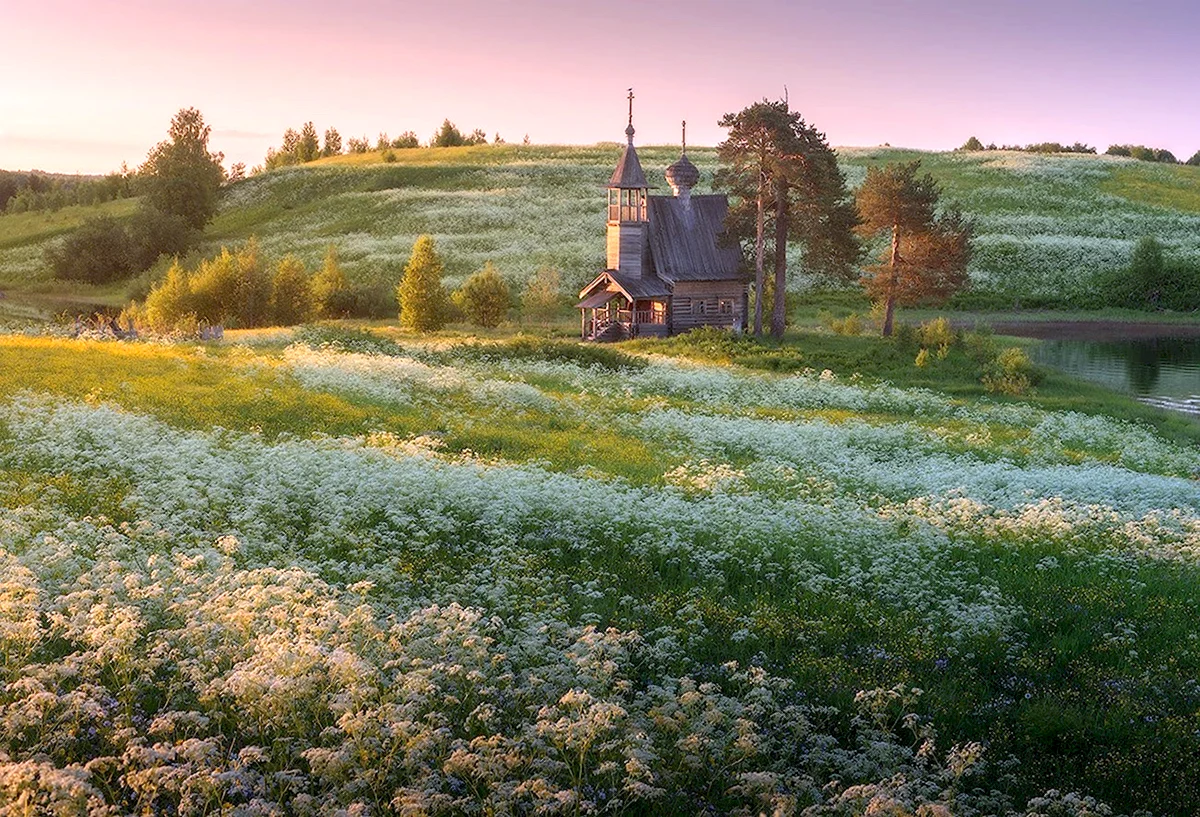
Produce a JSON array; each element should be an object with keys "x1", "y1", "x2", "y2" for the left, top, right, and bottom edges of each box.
[{"x1": 669, "y1": 280, "x2": 746, "y2": 333}]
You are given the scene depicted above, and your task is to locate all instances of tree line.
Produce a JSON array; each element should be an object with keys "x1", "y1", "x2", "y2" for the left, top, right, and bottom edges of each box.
[
  {"x1": 960, "y1": 135, "x2": 1200, "y2": 165},
  {"x1": 0, "y1": 168, "x2": 134, "y2": 215},
  {"x1": 259, "y1": 119, "x2": 509, "y2": 171},
  {"x1": 126, "y1": 234, "x2": 564, "y2": 334}
]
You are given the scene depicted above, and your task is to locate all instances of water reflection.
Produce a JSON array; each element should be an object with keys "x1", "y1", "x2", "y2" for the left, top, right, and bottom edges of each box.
[
  {"x1": 1032, "y1": 336, "x2": 1200, "y2": 403},
  {"x1": 1126, "y1": 342, "x2": 1162, "y2": 394}
]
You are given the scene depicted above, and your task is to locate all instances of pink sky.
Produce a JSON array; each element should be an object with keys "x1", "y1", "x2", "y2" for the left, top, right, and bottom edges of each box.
[{"x1": 3, "y1": 0, "x2": 1198, "y2": 174}]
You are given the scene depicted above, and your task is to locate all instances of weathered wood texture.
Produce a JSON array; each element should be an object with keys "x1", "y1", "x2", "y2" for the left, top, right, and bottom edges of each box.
[
  {"x1": 670, "y1": 280, "x2": 745, "y2": 332},
  {"x1": 647, "y1": 196, "x2": 742, "y2": 283},
  {"x1": 606, "y1": 224, "x2": 647, "y2": 278}
]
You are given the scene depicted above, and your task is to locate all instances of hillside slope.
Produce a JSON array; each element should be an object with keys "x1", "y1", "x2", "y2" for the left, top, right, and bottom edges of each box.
[{"x1": 2, "y1": 145, "x2": 1199, "y2": 311}]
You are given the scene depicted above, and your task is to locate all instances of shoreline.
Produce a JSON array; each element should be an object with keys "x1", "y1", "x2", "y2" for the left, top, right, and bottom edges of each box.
[{"x1": 957, "y1": 317, "x2": 1200, "y2": 341}]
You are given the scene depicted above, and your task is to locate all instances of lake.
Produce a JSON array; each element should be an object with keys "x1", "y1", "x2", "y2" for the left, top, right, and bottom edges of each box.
[{"x1": 1029, "y1": 333, "x2": 1200, "y2": 417}]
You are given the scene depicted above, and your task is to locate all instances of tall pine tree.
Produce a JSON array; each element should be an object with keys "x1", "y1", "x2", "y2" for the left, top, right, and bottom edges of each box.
[
  {"x1": 717, "y1": 100, "x2": 858, "y2": 338},
  {"x1": 856, "y1": 161, "x2": 971, "y2": 336}
]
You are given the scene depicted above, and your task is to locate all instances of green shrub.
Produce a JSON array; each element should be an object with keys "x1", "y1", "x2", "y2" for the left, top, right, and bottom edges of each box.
[
  {"x1": 824, "y1": 312, "x2": 864, "y2": 336},
  {"x1": 46, "y1": 217, "x2": 134, "y2": 283},
  {"x1": 521, "y1": 265, "x2": 563, "y2": 320},
  {"x1": 233, "y1": 238, "x2": 273, "y2": 328},
  {"x1": 189, "y1": 249, "x2": 243, "y2": 324},
  {"x1": 450, "y1": 337, "x2": 647, "y2": 372},
  {"x1": 918, "y1": 317, "x2": 955, "y2": 350},
  {"x1": 294, "y1": 325, "x2": 403, "y2": 356},
  {"x1": 397, "y1": 235, "x2": 449, "y2": 332},
  {"x1": 271, "y1": 255, "x2": 315, "y2": 326},
  {"x1": 312, "y1": 246, "x2": 356, "y2": 319},
  {"x1": 981, "y1": 346, "x2": 1039, "y2": 395},
  {"x1": 127, "y1": 208, "x2": 195, "y2": 270},
  {"x1": 453, "y1": 262, "x2": 512, "y2": 328},
  {"x1": 142, "y1": 261, "x2": 197, "y2": 331}
]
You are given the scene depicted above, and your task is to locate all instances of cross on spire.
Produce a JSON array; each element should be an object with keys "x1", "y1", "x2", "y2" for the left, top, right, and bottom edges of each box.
[
  {"x1": 624, "y1": 88, "x2": 636, "y2": 143},
  {"x1": 681, "y1": 120, "x2": 687, "y2": 154}
]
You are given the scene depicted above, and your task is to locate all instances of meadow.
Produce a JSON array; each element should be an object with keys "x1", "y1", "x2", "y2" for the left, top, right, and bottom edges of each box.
[
  {"x1": 1, "y1": 325, "x2": 1198, "y2": 814},
  {"x1": 4, "y1": 145, "x2": 1200, "y2": 317}
]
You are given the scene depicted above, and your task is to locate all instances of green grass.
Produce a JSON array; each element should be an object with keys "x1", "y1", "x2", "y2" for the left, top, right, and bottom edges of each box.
[
  {"x1": 5, "y1": 144, "x2": 1200, "y2": 318},
  {"x1": 1101, "y1": 163, "x2": 1200, "y2": 212},
  {"x1": 0, "y1": 334, "x2": 677, "y2": 484},
  {"x1": 3, "y1": 326, "x2": 1200, "y2": 813}
]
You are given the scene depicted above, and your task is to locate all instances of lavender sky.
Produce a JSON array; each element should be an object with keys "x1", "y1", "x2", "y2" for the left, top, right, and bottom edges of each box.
[{"x1": 2, "y1": 0, "x2": 1197, "y2": 174}]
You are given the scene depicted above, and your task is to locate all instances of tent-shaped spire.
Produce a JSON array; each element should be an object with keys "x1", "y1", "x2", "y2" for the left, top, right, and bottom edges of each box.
[{"x1": 607, "y1": 89, "x2": 648, "y2": 189}]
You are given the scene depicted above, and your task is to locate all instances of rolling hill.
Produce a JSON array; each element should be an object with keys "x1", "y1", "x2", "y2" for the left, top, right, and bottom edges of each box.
[{"x1": 3, "y1": 144, "x2": 1200, "y2": 316}]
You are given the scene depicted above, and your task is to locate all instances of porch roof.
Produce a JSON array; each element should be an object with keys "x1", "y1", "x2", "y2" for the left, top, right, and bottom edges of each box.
[
  {"x1": 577, "y1": 271, "x2": 671, "y2": 307},
  {"x1": 576, "y1": 290, "x2": 616, "y2": 309}
]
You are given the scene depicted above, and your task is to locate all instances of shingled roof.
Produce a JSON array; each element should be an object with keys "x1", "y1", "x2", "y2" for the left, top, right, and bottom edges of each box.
[
  {"x1": 647, "y1": 195, "x2": 744, "y2": 282},
  {"x1": 577, "y1": 270, "x2": 670, "y2": 303},
  {"x1": 607, "y1": 142, "x2": 649, "y2": 189}
]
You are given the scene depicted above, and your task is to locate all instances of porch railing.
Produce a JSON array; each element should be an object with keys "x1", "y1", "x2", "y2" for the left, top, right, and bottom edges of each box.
[{"x1": 634, "y1": 309, "x2": 665, "y2": 325}]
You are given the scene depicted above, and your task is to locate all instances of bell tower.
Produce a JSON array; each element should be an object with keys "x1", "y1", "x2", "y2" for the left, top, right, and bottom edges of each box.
[{"x1": 606, "y1": 89, "x2": 649, "y2": 277}]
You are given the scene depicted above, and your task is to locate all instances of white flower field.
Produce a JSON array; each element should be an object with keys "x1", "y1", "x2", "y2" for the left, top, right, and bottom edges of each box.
[
  {"x1": 5, "y1": 145, "x2": 1199, "y2": 307},
  {"x1": 1, "y1": 330, "x2": 1198, "y2": 814}
]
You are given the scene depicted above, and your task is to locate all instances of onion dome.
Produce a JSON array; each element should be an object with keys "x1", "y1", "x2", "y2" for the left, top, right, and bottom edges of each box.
[
  {"x1": 665, "y1": 121, "x2": 699, "y2": 198},
  {"x1": 665, "y1": 153, "x2": 699, "y2": 197}
]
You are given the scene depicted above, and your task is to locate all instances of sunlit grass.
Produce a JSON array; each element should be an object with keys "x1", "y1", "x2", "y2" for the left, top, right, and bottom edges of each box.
[
  {"x1": 1, "y1": 326, "x2": 1199, "y2": 812},
  {"x1": 1100, "y1": 163, "x2": 1200, "y2": 213}
]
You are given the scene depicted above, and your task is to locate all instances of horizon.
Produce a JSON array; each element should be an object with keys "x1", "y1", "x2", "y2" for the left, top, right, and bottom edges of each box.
[{"x1": 4, "y1": 0, "x2": 1199, "y2": 175}]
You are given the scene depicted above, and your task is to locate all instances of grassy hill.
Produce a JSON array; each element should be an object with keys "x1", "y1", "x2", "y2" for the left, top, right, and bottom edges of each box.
[{"x1": 3, "y1": 144, "x2": 1200, "y2": 317}]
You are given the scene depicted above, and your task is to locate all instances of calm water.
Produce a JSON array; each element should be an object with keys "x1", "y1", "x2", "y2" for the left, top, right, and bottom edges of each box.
[{"x1": 1031, "y1": 335, "x2": 1200, "y2": 417}]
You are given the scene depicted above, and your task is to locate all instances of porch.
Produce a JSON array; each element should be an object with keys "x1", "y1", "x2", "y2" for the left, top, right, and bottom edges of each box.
[{"x1": 578, "y1": 292, "x2": 668, "y2": 342}]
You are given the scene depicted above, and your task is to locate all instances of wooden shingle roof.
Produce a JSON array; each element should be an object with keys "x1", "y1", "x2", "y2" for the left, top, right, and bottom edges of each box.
[
  {"x1": 647, "y1": 195, "x2": 744, "y2": 282},
  {"x1": 607, "y1": 142, "x2": 649, "y2": 189}
]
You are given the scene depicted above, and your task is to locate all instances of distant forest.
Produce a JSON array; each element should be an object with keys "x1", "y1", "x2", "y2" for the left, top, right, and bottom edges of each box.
[
  {"x1": 959, "y1": 136, "x2": 1200, "y2": 165},
  {"x1": 0, "y1": 169, "x2": 134, "y2": 214},
  {"x1": 257, "y1": 118, "x2": 520, "y2": 172}
]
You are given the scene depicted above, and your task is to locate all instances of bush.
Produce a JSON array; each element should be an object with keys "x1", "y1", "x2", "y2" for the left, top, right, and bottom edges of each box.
[
  {"x1": 312, "y1": 246, "x2": 356, "y2": 319},
  {"x1": 189, "y1": 249, "x2": 243, "y2": 324},
  {"x1": 46, "y1": 217, "x2": 134, "y2": 283},
  {"x1": 981, "y1": 347, "x2": 1039, "y2": 395},
  {"x1": 1129, "y1": 236, "x2": 1166, "y2": 307},
  {"x1": 918, "y1": 317, "x2": 955, "y2": 351},
  {"x1": 824, "y1": 313, "x2": 863, "y2": 336},
  {"x1": 233, "y1": 238, "x2": 274, "y2": 328},
  {"x1": 142, "y1": 261, "x2": 197, "y2": 331},
  {"x1": 271, "y1": 255, "x2": 316, "y2": 326},
  {"x1": 126, "y1": 208, "x2": 195, "y2": 270},
  {"x1": 450, "y1": 337, "x2": 648, "y2": 372},
  {"x1": 453, "y1": 262, "x2": 511, "y2": 328},
  {"x1": 397, "y1": 235, "x2": 449, "y2": 332},
  {"x1": 47, "y1": 207, "x2": 200, "y2": 285},
  {"x1": 294, "y1": 325, "x2": 403, "y2": 356},
  {"x1": 521, "y1": 265, "x2": 563, "y2": 320}
]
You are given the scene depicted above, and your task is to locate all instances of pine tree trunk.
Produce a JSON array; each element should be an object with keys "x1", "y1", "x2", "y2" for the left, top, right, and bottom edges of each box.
[
  {"x1": 771, "y1": 180, "x2": 789, "y2": 339},
  {"x1": 882, "y1": 224, "x2": 900, "y2": 337},
  {"x1": 753, "y1": 171, "x2": 765, "y2": 337}
]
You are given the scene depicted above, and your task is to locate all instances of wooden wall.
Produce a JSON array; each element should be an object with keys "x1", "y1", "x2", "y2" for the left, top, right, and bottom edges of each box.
[
  {"x1": 606, "y1": 223, "x2": 647, "y2": 276},
  {"x1": 669, "y1": 280, "x2": 746, "y2": 333}
]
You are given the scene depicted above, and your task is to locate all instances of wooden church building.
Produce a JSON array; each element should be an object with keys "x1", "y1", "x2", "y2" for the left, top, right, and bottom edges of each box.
[{"x1": 577, "y1": 98, "x2": 748, "y2": 341}]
